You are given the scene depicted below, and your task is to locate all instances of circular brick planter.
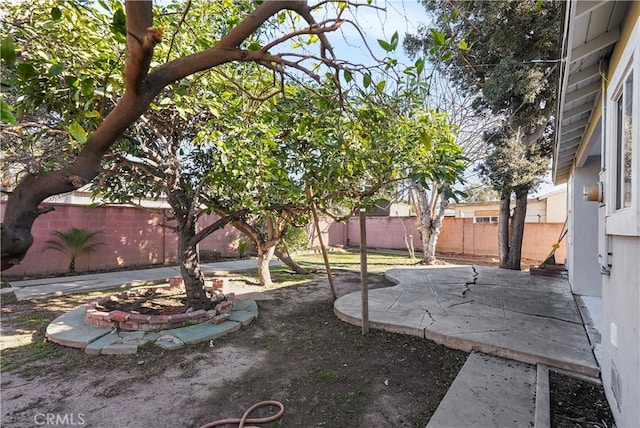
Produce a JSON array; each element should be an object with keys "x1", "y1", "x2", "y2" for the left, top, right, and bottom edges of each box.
[{"x1": 85, "y1": 285, "x2": 234, "y2": 332}]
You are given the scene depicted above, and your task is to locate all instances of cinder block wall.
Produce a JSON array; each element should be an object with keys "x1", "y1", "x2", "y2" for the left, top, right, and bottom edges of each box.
[
  {"x1": 0, "y1": 202, "x2": 239, "y2": 277},
  {"x1": 331, "y1": 216, "x2": 566, "y2": 262}
]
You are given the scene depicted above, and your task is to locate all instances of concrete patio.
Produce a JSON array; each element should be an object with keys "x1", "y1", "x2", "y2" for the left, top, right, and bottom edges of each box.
[{"x1": 334, "y1": 265, "x2": 598, "y2": 377}]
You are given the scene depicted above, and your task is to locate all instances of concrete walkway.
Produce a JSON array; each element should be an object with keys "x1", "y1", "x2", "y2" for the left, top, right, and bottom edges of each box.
[
  {"x1": 334, "y1": 264, "x2": 600, "y2": 428},
  {"x1": 5, "y1": 259, "x2": 283, "y2": 301}
]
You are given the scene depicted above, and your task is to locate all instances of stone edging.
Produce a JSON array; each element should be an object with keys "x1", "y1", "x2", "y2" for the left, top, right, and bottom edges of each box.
[{"x1": 85, "y1": 282, "x2": 232, "y2": 331}]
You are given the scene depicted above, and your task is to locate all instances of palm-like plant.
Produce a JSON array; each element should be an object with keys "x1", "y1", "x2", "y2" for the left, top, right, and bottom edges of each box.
[{"x1": 43, "y1": 228, "x2": 104, "y2": 273}]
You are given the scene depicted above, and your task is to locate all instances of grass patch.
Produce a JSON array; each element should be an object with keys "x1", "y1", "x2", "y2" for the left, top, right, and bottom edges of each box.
[
  {"x1": 1, "y1": 341, "x2": 64, "y2": 373},
  {"x1": 224, "y1": 265, "x2": 314, "y2": 287},
  {"x1": 13, "y1": 313, "x2": 52, "y2": 326},
  {"x1": 1, "y1": 291, "x2": 18, "y2": 305},
  {"x1": 308, "y1": 368, "x2": 342, "y2": 384},
  {"x1": 293, "y1": 251, "x2": 420, "y2": 273}
]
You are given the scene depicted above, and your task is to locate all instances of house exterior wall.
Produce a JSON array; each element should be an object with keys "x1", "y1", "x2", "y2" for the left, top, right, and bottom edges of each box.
[
  {"x1": 598, "y1": 8, "x2": 640, "y2": 426},
  {"x1": 601, "y1": 236, "x2": 640, "y2": 425},
  {"x1": 567, "y1": 157, "x2": 602, "y2": 296},
  {"x1": 525, "y1": 200, "x2": 548, "y2": 223},
  {"x1": 561, "y1": 5, "x2": 640, "y2": 425}
]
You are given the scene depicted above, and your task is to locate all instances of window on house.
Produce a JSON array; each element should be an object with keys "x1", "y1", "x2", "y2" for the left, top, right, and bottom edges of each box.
[
  {"x1": 615, "y1": 71, "x2": 633, "y2": 210},
  {"x1": 605, "y1": 20, "x2": 639, "y2": 237},
  {"x1": 474, "y1": 216, "x2": 499, "y2": 224}
]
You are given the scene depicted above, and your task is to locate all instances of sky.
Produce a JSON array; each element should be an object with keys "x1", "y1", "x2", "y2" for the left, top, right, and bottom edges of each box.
[{"x1": 314, "y1": 0, "x2": 428, "y2": 68}]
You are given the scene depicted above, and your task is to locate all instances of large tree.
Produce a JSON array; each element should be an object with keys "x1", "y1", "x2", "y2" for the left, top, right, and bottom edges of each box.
[
  {"x1": 405, "y1": 0, "x2": 562, "y2": 269},
  {"x1": 393, "y1": 70, "x2": 471, "y2": 265},
  {"x1": 0, "y1": 0, "x2": 396, "y2": 270}
]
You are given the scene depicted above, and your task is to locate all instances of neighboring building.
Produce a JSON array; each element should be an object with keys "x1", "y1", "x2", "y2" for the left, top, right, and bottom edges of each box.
[
  {"x1": 43, "y1": 187, "x2": 170, "y2": 209},
  {"x1": 369, "y1": 201, "x2": 414, "y2": 217},
  {"x1": 553, "y1": 2, "x2": 639, "y2": 425},
  {"x1": 449, "y1": 187, "x2": 567, "y2": 224}
]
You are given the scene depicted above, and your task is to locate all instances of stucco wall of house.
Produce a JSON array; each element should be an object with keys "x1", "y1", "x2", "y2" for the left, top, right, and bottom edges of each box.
[
  {"x1": 567, "y1": 157, "x2": 602, "y2": 296},
  {"x1": 598, "y1": 6, "x2": 640, "y2": 427},
  {"x1": 601, "y1": 236, "x2": 640, "y2": 427}
]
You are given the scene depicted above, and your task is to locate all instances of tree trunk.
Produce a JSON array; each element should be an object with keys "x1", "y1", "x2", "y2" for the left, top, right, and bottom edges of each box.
[
  {"x1": 399, "y1": 219, "x2": 415, "y2": 259},
  {"x1": 308, "y1": 188, "x2": 337, "y2": 300},
  {"x1": 422, "y1": 194, "x2": 448, "y2": 265},
  {"x1": 505, "y1": 190, "x2": 528, "y2": 270},
  {"x1": 274, "y1": 246, "x2": 309, "y2": 274},
  {"x1": 257, "y1": 244, "x2": 276, "y2": 287},
  {"x1": 69, "y1": 257, "x2": 77, "y2": 274},
  {"x1": 498, "y1": 190, "x2": 511, "y2": 269},
  {"x1": 415, "y1": 187, "x2": 430, "y2": 263},
  {"x1": 415, "y1": 183, "x2": 447, "y2": 265},
  {"x1": 178, "y1": 222, "x2": 210, "y2": 310}
]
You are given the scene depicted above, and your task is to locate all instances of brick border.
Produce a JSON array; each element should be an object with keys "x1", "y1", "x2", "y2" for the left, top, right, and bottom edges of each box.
[{"x1": 85, "y1": 285, "x2": 235, "y2": 331}]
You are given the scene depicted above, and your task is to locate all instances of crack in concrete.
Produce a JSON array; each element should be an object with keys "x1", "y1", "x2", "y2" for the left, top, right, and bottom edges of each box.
[
  {"x1": 385, "y1": 293, "x2": 403, "y2": 312},
  {"x1": 447, "y1": 300, "x2": 474, "y2": 308},
  {"x1": 420, "y1": 305, "x2": 436, "y2": 326},
  {"x1": 424, "y1": 272, "x2": 448, "y2": 314},
  {"x1": 461, "y1": 266, "x2": 479, "y2": 298},
  {"x1": 481, "y1": 303, "x2": 583, "y2": 325}
]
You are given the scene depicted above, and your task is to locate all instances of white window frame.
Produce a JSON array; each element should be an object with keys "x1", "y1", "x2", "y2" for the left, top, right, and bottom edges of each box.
[
  {"x1": 473, "y1": 216, "x2": 498, "y2": 224},
  {"x1": 605, "y1": 19, "x2": 640, "y2": 237}
]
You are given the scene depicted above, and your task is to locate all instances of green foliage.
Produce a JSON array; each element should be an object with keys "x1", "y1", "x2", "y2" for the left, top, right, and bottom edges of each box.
[
  {"x1": 406, "y1": 0, "x2": 562, "y2": 126},
  {"x1": 477, "y1": 127, "x2": 551, "y2": 195},
  {"x1": 282, "y1": 226, "x2": 309, "y2": 252},
  {"x1": 0, "y1": 99, "x2": 17, "y2": 124},
  {"x1": 42, "y1": 227, "x2": 104, "y2": 273},
  {"x1": 377, "y1": 31, "x2": 399, "y2": 52},
  {"x1": 1, "y1": 0, "x2": 125, "y2": 177},
  {"x1": 406, "y1": 0, "x2": 562, "y2": 197},
  {"x1": 237, "y1": 238, "x2": 250, "y2": 258},
  {"x1": 460, "y1": 183, "x2": 501, "y2": 202}
]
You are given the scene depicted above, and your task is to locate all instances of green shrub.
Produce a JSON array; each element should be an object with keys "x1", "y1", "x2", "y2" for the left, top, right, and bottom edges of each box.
[{"x1": 43, "y1": 228, "x2": 104, "y2": 273}]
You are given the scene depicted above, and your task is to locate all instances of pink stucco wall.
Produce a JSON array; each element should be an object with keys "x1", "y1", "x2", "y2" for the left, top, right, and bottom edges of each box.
[
  {"x1": 330, "y1": 216, "x2": 566, "y2": 262},
  {"x1": 0, "y1": 202, "x2": 242, "y2": 277},
  {"x1": 1, "y1": 200, "x2": 566, "y2": 277}
]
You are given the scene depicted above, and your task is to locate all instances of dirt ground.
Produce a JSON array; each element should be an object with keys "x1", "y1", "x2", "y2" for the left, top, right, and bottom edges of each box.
[
  {"x1": 1, "y1": 270, "x2": 468, "y2": 427},
  {"x1": 0, "y1": 266, "x2": 615, "y2": 427}
]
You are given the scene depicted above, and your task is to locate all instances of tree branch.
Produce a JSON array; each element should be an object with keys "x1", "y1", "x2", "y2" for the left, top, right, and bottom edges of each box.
[{"x1": 193, "y1": 209, "x2": 249, "y2": 244}]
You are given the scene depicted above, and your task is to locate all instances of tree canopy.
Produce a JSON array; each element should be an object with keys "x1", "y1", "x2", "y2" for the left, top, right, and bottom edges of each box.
[
  {"x1": 405, "y1": 0, "x2": 562, "y2": 269},
  {"x1": 0, "y1": 0, "x2": 416, "y2": 270}
]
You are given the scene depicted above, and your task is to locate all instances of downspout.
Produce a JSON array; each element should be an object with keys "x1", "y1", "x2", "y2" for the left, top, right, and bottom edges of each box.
[{"x1": 598, "y1": 64, "x2": 611, "y2": 275}]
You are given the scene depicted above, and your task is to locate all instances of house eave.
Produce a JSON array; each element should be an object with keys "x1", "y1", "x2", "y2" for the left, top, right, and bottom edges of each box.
[{"x1": 553, "y1": 1, "x2": 628, "y2": 184}]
